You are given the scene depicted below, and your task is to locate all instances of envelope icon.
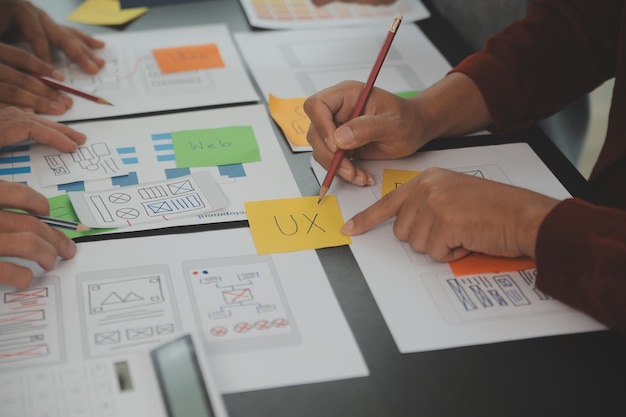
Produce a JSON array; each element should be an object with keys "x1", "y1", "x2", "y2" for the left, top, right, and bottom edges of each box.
[
  {"x1": 146, "y1": 200, "x2": 172, "y2": 214},
  {"x1": 168, "y1": 179, "x2": 194, "y2": 195},
  {"x1": 95, "y1": 331, "x2": 120, "y2": 345},
  {"x1": 0, "y1": 344, "x2": 49, "y2": 361},
  {"x1": 5, "y1": 287, "x2": 48, "y2": 303},
  {"x1": 155, "y1": 323, "x2": 175, "y2": 335},
  {"x1": 222, "y1": 288, "x2": 253, "y2": 304},
  {"x1": 127, "y1": 327, "x2": 153, "y2": 340}
]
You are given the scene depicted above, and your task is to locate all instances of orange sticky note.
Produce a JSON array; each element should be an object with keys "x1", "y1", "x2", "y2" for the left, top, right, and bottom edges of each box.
[
  {"x1": 381, "y1": 168, "x2": 421, "y2": 196},
  {"x1": 449, "y1": 253, "x2": 536, "y2": 277},
  {"x1": 152, "y1": 44, "x2": 225, "y2": 74},
  {"x1": 245, "y1": 195, "x2": 351, "y2": 254},
  {"x1": 267, "y1": 94, "x2": 310, "y2": 147}
]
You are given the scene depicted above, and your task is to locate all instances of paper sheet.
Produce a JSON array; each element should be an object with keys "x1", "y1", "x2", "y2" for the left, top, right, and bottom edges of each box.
[
  {"x1": 0, "y1": 228, "x2": 368, "y2": 395},
  {"x1": 45, "y1": 24, "x2": 258, "y2": 122},
  {"x1": 0, "y1": 104, "x2": 300, "y2": 234},
  {"x1": 69, "y1": 171, "x2": 229, "y2": 228},
  {"x1": 311, "y1": 143, "x2": 605, "y2": 353},
  {"x1": 30, "y1": 140, "x2": 128, "y2": 187},
  {"x1": 235, "y1": 24, "x2": 451, "y2": 151},
  {"x1": 238, "y1": 0, "x2": 430, "y2": 29}
]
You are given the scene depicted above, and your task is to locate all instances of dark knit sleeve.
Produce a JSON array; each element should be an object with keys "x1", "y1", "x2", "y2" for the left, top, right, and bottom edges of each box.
[
  {"x1": 535, "y1": 198, "x2": 626, "y2": 333},
  {"x1": 451, "y1": 0, "x2": 621, "y2": 135}
]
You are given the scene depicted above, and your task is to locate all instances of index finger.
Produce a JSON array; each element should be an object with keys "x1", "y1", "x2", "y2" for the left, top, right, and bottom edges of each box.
[
  {"x1": 341, "y1": 184, "x2": 412, "y2": 236},
  {"x1": 0, "y1": 44, "x2": 57, "y2": 78}
]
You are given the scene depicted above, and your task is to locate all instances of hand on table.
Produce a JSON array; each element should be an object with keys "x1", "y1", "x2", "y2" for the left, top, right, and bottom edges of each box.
[
  {"x1": 0, "y1": 0, "x2": 105, "y2": 114},
  {"x1": 0, "y1": 181, "x2": 77, "y2": 289},
  {"x1": 0, "y1": 106, "x2": 86, "y2": 151},
  {"x1": 341, "y1": 167, "x2": 560, "y2": 261},
  {"x1": 0, "y1": 0, "x2": 105, "y2": 74},
  {"x1": 0, "y1": 42, "x2": 75, "y2": 114}
]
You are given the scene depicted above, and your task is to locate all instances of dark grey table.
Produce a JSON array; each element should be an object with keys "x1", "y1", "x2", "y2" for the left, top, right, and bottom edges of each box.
[{"x1": 36, "y1": 1, "x2": 626, "y2": 416}]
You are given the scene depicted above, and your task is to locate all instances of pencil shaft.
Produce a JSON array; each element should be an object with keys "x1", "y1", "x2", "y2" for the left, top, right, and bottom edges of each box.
[
  {"x1": 37, "y1": 75, "x2": 112, "y2": 106},
  {"x1": 32, "y1": 214, "x2": 85, "y2": 231},
  {"x1": 319, "y1": 14, "x2": 403, "y2": 196}
]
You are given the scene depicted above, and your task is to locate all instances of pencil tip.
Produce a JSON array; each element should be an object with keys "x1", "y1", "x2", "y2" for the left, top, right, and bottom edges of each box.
[
  {"x1": 318, "y1": 186, "x2": 328, "y2": 204},
  {"x1": 76, "y1": 224, "x2": 91, "y2": 232}
]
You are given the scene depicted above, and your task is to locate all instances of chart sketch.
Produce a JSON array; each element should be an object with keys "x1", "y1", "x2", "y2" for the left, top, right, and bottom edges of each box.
[
  {"x1": 421, "y1": 269, "x2": 568, "y2": 324},
  {"x1": 183, "y1": 255, "x2": 300, "y2": 354},
  {"x1": 69, "y1": 171, "x2": 229, "y2": 228},
  {"x1": 32, "y1": 142, "x2": 128, "y2": 187},
  {"x1": 0, "y1": 277, "x2": 63, "y2": 370},
  {"x1": 77, "y1": 265, "x2": 181, "y2": 358}
]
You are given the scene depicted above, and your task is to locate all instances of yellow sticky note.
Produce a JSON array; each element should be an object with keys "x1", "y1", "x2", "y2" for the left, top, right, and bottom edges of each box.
[
  {"x1": 152, "y1": 44, "x2": 224, "y2": 74},
  {"x1": 267, "y1": 94, "x2": 310, "y2": 147},
  {"x1": 245, "y1": 196, "x2": 351, "y2": 254},
  {"x1": 67, "y1": 0, "x2": 148, "y2": 26},
  {"x1": 381, "y1": 168, "x2": 421, "y2": 196}
]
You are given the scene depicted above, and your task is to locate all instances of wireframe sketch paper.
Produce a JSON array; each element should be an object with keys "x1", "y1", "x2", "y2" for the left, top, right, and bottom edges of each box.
[
  {"x1": 0, "y1": 104, "x2": 301, "y2": 234},
  {"x1": 30, "y1": 140, "x2": 129, "y2": 187},
  {"x1": 311, "y1": 143, "x2": 605, "y2": 353},
  {"x1": 0, "y1": 227, "x2": 368, "y2": 403},
  {"x1": 238, "y1": 0, "x2": 430, "y2": 29},
  {"x1": 44, "y1": 24, "x2": 258, "y2": 122},
  {"x1": 235, "y1": 24, "x2": 451, "y2": 151},
  {"x1": 69, "y1": 171, "x2": 229, "y2": 228}
]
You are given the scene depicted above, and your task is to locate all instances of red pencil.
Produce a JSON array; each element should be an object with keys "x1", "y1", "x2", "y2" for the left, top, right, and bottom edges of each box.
[
  {"x1": 318, "y1": 13, "x2": 403, "y2": 204},
  {"x1": 36, "y1": 75, "x2": 113, "y2": 106}
]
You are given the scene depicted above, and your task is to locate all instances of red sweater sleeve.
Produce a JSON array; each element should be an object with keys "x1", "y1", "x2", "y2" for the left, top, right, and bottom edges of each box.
[
  {"x1": 452, "y1": 0, "x2": 621, "y2": 134},
  {"x1": 536, "y1": 199, "x2": 626, "y2": 333}
]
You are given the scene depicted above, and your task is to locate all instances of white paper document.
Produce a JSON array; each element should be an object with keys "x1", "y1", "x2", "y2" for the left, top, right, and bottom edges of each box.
[
  {"x1": 0, "y1": 104, "x2": 300, "y2": 232},
  {"x1": 30, "y1": 140, "x2": 128, "y2": 187},
  {"x1": 312, "y1": 143, "x2": 605, "y2": 353},
  {"x1": 45, "y1": 24, "x2": 259, "y2": 122},
  {"x1": 238, "y1": 0, "x2": 430, "y2": 30},
  {"x1": 69, "y1": 171, "x2": 229, "y2": 228},
  {"x1": 235, "y1": 23, "x2": 450, "y2": 100},
  {"x1": 0, "y1": 228, "x2": 368, "y2": 401}
]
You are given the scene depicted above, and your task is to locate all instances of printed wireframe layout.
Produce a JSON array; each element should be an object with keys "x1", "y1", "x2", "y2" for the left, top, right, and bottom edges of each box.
[
  {"x1": 183, "y1": 255, "x2": 300, "y2": 354},
  {"x1": 0, "y1": 276, "x2": 63, "y2": 370},
  {"x1": 55, "y1": 46, "x2": 219, "y2": 100},
  {"x1": 421, "y1": 269, "x2": 568, "y2": 324},
  {"x1": 76, "y1": 265, "x2": 181, "y2": 359}
]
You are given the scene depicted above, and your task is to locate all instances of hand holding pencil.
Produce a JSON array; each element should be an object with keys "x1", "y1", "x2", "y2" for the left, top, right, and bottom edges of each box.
[
  {"x1": 303, "y1": 14, "x2": 403, "y2": 203},
  {"x1": 0, "y1": 181, "x2": 79, "y2": 289}
]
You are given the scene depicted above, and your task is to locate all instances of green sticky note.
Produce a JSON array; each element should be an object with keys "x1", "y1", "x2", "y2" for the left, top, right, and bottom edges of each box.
[
  {"x1": 171, "y1": 126, "x2": 261, "y2": 167},
  {"x1": 48, "y1": 194, "x2": 114, "y2": 238}
]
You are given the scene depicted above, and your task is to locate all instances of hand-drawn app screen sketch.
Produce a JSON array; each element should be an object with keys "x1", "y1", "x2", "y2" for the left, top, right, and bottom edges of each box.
[
  {"x1": 31, "y1": 141, "x2": 128, "y2": 187},
  {"x1": 0, "y1": 276, "x2": 63, "y2": 370},
  {"x1": 183, "y1": 255, "x2": 300, "y2": 354},
  {"x1": 77, "y1": 265, "x2": 181, "y2": 358},
  {"x1": 421, "y1": 269, "x2": 570, "y2": 324},
  {"x1": 69, "y1": 171, "x2": 229, "y2": 228},
  {"x1": 54, "y1": 46, "x2": 136, "y2": 102},
  {"x1": 45, "y1": 24, "x2": 258, "y2": 123},
  {"x1": 54, "y1": 45, "x2": 219, "y2": 101}
]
